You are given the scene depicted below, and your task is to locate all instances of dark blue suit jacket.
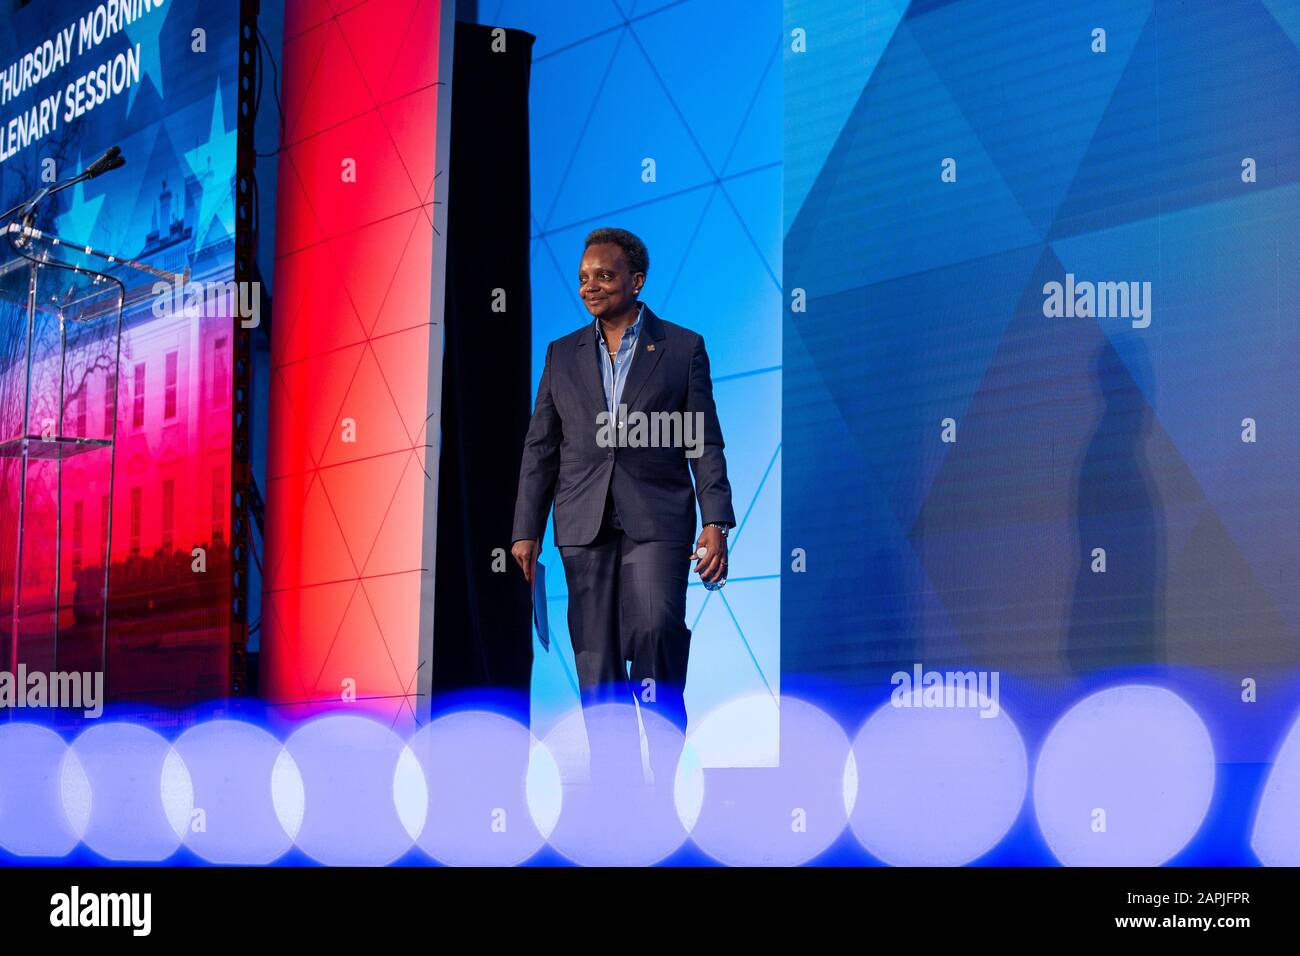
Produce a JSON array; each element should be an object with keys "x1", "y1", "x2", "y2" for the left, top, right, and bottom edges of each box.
[{"x1": 512, "y1": 304, "x2": 735, "y2": 547}]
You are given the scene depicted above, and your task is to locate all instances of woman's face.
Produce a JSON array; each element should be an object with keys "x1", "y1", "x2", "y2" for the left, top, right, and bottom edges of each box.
[{"x1": 579, "y1": 243, "x2": 643, "y2": 320}]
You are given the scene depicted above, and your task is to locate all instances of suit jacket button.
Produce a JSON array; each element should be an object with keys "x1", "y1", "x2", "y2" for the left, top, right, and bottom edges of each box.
[{"x1": 607, "y1": 452, "x2": 614, "y2": 459}]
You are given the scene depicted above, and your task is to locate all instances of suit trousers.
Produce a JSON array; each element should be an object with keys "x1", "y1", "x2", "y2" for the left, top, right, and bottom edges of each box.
[{"x1": 559, "y1": 487, "x2": 691, "y2": 787}]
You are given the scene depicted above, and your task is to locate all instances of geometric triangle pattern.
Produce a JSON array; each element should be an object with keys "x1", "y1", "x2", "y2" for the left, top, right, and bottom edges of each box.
[
  {"x1": 262, "y1": 0, "x2": 448, "y2": 731},
  {"x1": 478, "y1": 0, "x2": 783, "y2": 764},
  {"x1": 785, "y1": 0, "x2": 1300, "y2": 764}
]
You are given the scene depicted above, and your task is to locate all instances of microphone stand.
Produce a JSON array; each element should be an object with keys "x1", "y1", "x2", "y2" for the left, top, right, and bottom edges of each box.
[
  {"x1": 0, "y1": 150, "x2": 125, "y2": 226},
  {"x1": 0, "y1": 173, "x2": 87, "y2": 224}
]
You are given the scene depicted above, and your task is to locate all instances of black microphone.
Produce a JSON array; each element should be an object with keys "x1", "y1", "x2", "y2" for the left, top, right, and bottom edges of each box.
[{"x1": 82, "y1": 145, "x2": 123, "y2": 180}]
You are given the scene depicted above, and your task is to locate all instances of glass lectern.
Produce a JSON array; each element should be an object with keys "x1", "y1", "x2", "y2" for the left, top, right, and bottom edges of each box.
[{"x1": 0, "y1": 222, "x2": 188, "y2": 680}]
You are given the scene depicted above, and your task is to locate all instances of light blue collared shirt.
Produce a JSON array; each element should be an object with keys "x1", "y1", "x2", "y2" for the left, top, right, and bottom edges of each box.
[{"x1": 596, "y1": 302, "x2": 644, "y2": 417}]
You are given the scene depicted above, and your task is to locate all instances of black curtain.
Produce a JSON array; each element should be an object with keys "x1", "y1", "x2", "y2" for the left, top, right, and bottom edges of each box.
[{"x1": 432, "y1": 23, "x2": 537, "y2": 701}]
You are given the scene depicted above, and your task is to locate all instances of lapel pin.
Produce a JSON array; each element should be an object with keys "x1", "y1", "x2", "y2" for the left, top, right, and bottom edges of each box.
[{"x1": 646, "y1": 343, "x2": 655, "y2": 352}]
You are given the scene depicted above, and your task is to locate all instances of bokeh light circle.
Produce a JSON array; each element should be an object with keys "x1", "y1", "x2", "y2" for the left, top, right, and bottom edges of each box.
[
  {"x1": 280, "y1": 714, "x2": 419, "y2": 866},
  {"x1": 407, "y1": 710, "x2": 552, "y2": 865},
  {"x1": 0, "y1": 723, "x2": 81, "y2": 857},
  {"x1": 62, "y1": 722, "x2": 192, "y2": 861},
  {"x1": 1034, "y1": 685, "x2": 1214, "y2": 866},
  {"x1": 173, "y1": 719, "x2": 296, "y2": 864},
  {"x1": 537, "y1": 702, "x2": 689, "y2": 866},
  {"x1": 847, "y1": 693, "x2": 1027, "y2": 865},
  {"x1": 688, "y1": 694, "x2": 850, "y2": 866}
]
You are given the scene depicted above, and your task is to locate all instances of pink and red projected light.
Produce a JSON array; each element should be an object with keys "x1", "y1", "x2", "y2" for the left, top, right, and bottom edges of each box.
[
  {"x1": 262, "y1": 0, "x2": 448, "y2": 728},
  {"x1": 0, "y1": 233, "x2": 236, "y2": 704}
]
